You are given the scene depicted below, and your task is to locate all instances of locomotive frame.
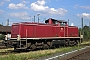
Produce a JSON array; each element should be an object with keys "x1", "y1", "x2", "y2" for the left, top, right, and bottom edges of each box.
[{"x1": 11, "y1": 36, "x2": 82, "y2": 50}]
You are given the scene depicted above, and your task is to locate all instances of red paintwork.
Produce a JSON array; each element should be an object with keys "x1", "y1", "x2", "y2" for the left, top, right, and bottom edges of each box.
[{"x1": 11, "y1": 18, "x2": 79, "y2": 38}]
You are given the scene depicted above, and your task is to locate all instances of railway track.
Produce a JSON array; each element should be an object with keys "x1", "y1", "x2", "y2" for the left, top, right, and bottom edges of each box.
[
  {"x1": 0, "y1": 51, "x2": 19, "y2": 55},
  {"x1": 0, "y1": 42, "x2": 7, "y2": 49},
  {"x1": 60, "y1": 46, "x2": 90, "y2": 60},
  {"x1": 0, "y1": 52, "x2": 13, "y2": 55},
  {"x1": 0, "y1": 41, "x2": 3, "y2": 46},
  {"x1": 0, "y1": 46, "x2": 7, "y2": 49},
  {"x1": 0, "y1": 49, "x2": 25, "y2": 56}
]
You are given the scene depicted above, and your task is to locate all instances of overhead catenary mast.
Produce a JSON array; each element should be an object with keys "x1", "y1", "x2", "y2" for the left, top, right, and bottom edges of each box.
[
  {"x1": 6, "y1": 19, "x2": 9, "y2": 26},
  {"x1": 37, "y1": 14, "x2": 40, "y2": 23},
  {"x1": 34, "y1": 16, "x2": 35, "y2": 23},
  {"x1": 68, "y1": 19, "x2": 69, "y2": 26},
  {"x1": 82, "y1": 18, "x2": 83, "y2": 35}
]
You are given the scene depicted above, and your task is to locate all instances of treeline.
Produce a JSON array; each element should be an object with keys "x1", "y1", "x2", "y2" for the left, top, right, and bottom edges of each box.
[{"x1": 79, "y1": 25, "x2": 90, "y2": 40}]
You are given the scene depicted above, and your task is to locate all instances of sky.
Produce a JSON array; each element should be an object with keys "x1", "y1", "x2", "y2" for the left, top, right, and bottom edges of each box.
[{"x1": 0, "y1": 0, "x2": 90, "y2": 27}]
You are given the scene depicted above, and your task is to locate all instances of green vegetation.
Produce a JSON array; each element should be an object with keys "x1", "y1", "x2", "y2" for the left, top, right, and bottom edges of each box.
[
  {"x1": 79, "y1": 25, "x2": 90, "y2": 40},
  {"x1": 0, "y1": 34, "x2": 5, "y2": 40},
  {"x1": 0, "y1": 24, "x2": 3, "y2": 26},
  {"x1": 83, "y1": 26, "x2": 90, "y2": 40}
]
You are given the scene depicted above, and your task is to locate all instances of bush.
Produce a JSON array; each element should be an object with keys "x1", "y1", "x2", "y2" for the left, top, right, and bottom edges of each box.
[{"x1": 0, "y1": 34, "x2": 5, "y2": 40}]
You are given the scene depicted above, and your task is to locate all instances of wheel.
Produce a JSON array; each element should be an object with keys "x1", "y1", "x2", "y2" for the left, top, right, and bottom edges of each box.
[
  {"x1": 65, "y1": 41, "x2": 69, "y2": 46},
  {"x1": 47, "y1": 41, "x2": 52, "y2": 48},
  {"x1": 69, "y1": 41, "x2": 73, "y2": 46},
  {"x1": 73, "y1": 41, "x2": 77, "y2": 45},
  {"x1": 27, "y1": 43, "x2": 31, "y2": 48},
  {"x1": 31, "y1": 44, "x2": 36, "y2": 50},
  {"x1": 43, "y1": 44, "x2": 49, "y2": 49}
]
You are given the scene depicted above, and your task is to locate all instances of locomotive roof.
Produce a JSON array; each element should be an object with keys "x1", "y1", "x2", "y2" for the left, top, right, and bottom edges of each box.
[{"x1": 45, "y1": 18, "x2": 67, "y2": 23}]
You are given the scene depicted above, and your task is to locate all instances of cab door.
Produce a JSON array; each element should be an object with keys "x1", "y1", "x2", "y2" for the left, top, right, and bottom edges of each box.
[
  {"x1": 59, "y1": 22, "x2": 68, "y2": 37},
  {"x1": 60, "y1": 27, "x2": 65, "y2": 37}
]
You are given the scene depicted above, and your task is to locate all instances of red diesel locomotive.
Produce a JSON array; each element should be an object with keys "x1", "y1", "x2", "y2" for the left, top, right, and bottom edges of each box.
[{"x1": 10, "y1": 18, "x2": 82, "y2": 50}]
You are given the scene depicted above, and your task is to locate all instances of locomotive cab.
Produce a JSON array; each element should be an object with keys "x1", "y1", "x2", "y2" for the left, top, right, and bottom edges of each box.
[
  {"x1": 59, "y1": 20, "x2": 68, "y2": 26},
  {"x1": 45, "y1": 18, "x2": 68, "y2": 26}
]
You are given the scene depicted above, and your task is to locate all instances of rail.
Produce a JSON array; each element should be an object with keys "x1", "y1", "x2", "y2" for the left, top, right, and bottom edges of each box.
[{"x1": 60, "y1": 46, "x2": 90, "y2": 60}]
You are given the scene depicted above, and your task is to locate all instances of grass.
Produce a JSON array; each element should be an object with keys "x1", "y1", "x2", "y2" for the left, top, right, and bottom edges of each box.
[
  {"x1": 0, "y1": 46, "x2": 82, "y2": 60},
  {"x1": 0, "y1": 40, "x2": 90, "y2": 60}
]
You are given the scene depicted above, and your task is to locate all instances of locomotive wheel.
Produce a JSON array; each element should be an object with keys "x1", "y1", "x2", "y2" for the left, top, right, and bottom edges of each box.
[
  {"x1": 47, "y1": 41, "x2": 51, "y2": 46},
  {"x1": 71, "y1": 41, "x2": 76, "y2": 46},
  {"x1": 27, "y1": 43, "x2": 31, "y2": 48},
  {"x1": 69, "y1": 41, "x2": 73, "y2": 46},
  {"x1": 31, "y1": 44, "x2": 36, "y2": 50},
  {"x1": 73, "y1": 41, "x2": 77, "y2": 45},
  {"x1": 47, "y1": 41, "x2": 52, "y2": 48},
  {"x1": 69, "y1": 41, "x2": 76, "y2": 46},
  {"x1": 43, "y1": 44, "x2": 49, "y2": 49},
  {"x1": 65, "y1": 41, "x2": 69, "y2": 46}
]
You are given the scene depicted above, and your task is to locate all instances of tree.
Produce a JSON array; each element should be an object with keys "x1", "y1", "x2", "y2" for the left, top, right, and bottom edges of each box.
[
  {"x1": 83, "y1": 25, "x2": 90, "y2": 40},
  {"x1": 0, "y1": 34, "x2": 5, "y2": 40},
  {"x1": 79, "y1": 25, "x2": 90, "y2": 40},
  {"x1": 0, "y1": 24, "x2": 3, "y2": 26}
]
